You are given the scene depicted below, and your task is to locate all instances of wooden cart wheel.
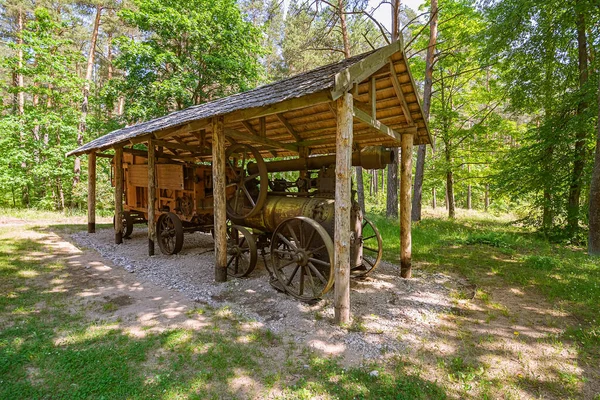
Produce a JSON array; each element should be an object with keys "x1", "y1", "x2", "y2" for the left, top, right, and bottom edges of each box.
[
  {"x1": 157, "y1": 212, "x2": 184, "y2": 255},
  {"x1": 270, "y1": 216, "x2": 334, "y2": 302},
  {"x1": 113, "y1": 211, "x2": 133, "y2": 239},
  {"x1": 225, "y1": 144, "x2": 268, "y2": 219},
  {"x1": 351, "y1": 218, "x2": 383, "y2": 278},
  {"x1": 226, "y1": 225, "x2": 257, "y2": 278}
]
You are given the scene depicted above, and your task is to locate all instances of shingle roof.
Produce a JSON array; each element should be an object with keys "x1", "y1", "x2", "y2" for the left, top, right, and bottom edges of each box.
[{"x1": 67, "y1": 50, "x2": 377, "y2": 156}]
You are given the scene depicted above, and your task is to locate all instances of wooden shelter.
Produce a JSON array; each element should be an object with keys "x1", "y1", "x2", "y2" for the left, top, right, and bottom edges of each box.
[{"x1": 68, "y1": 41, "x2": 431, "y2": 324}]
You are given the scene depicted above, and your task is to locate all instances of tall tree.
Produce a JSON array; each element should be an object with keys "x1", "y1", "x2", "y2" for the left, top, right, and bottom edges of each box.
[
  {"x1": 73, "y1": 3, "x2": 103, "y2": 187},
  {"x1": 385, "y1": 0, "x2": 400, "y2": 219},
  {"x1": 114, "y1": 0, "x2": 264, "y2": 122},
  {"x1": 589, "y1": 78, "x2": 600, "y2": 255},
  {"x1": 411, "y1": 0, "x2": 437, "y2": 221}
]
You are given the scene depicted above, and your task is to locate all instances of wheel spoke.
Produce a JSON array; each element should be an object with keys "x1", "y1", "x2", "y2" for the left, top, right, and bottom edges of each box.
[
  {"x1": 308, "y1": 257, "x2": 330, "y2": 267},
  {"x1": 305, "y1": 265, "x2": 318, "y2": 297},
  {"x1": 363, "y1": 234, "x2": 377, "y2": 241},
  {"x1": 244, "y1": 172, "x2": 260, "y2": 182},
  {"x1": 286, "y1": 224, "x2": 300, "y2": 246},
  {"x1": 285, "y1": 263, "x2": 301, "y2": 286},
  {"x1": 242, "y1": 185, "x2": 255, "y2": 206},
  {"x1": 364, "y1": 246, "x2": 378, "y2": 252},
  {"x1": 227, "y1": 255, "x2": 235, "y2": 268},
  {"x1": 307, "y1": 262, "x2": 328, "y2": 284},
  {"x1": 309, "y1": 244, "x2": 327, "y2": 254},
  {"x1": 298, "y1": 266, "x2": 305, "y2": 295},
  {"x1": 277, "y1": 233, "x2": 297, "y2": 251}
]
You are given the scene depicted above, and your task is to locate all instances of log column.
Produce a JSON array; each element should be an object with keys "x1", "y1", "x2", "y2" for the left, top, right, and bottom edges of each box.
[
  {"x1": 400, "y1": 133, "x2": 413, "y2": 278},
  {"x1": 114, "y1": 147, "x2": 124, "y2": 244},
  {"x1": 148, "y1": 139, "x2": 156, "y2": 256},
  {"x1": 212, "y1": 116, "x2": 227, "y2": 282},
  {"x1": 87, "y1": 152, "x2": 96, "y2": 233},
  {"x1": 334, "y1": 92, "x2": 353, "y2": 325}
]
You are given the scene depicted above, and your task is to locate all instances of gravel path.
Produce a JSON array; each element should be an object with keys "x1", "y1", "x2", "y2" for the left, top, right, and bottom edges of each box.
[{"x1": 71, "y1": 227, "x2": 459, "y2": 365}]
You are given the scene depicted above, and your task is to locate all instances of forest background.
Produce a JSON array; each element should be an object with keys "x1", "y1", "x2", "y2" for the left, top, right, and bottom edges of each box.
[{"x1": 1, "y1": 0, "x2": 599, "y2": 248}]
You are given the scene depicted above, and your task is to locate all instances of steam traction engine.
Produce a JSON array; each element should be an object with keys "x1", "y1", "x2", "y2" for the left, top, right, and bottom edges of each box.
[{"x1": 117, "y1": 145, "x2": 393, "y2": 302}]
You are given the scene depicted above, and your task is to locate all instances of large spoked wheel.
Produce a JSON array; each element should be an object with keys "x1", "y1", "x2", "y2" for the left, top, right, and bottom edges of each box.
[
  {"x1": 225, "y1": 144, "x2": 268, "y2": 219},
  {"x1": 351, "y1": 218, "x2": 383, "y2": 278},
  {"x1": 157, "y1": 212, "x2": 184, "y2": 255},
  {"x1": 270, "y1": 216, "x2": 334, "y2": 302},
  {"x1": 226, "y1": 225, "x2": 257, "y2": 278},
  {"x1": 113, "y1": 211, "x2": 133, "y2": 239}
]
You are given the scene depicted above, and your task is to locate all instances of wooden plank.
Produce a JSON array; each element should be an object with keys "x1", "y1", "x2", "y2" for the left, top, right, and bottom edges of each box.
[
  {"x1": 334, "y1": 92, "x2": 353, "y2": 325},
  {"x1": 114, "y1": 147, "x2": 124, "y2": 244},
  {"x1": 212, "y1": 116, "x2": 228, "y2": 282},
  {"x1": 370, "y1": 76, "x2": 377, "y2": 117},
  {"x1": 353, "y1": 106, "x2": 416, "y2": 143},
  {"x1": 148, "y1": 139, "x2": 156, "y2": 256},
  {"x1": 128, "y1": 164, "x2": 149, "y2": 187},
  {"x1": 389, "y1": 59, "x2": 414, "y2": 125},
  {"x1": 153, "y1": 139, "x2": 200, "y2": 153},
  {"x1": 157, "y1": 164, "x2": 184, "y2": 191},
  {"x1": 242, "y1": 120, "x2": 259, "y2": 136},
  {"x1": 224, "y1": 90, "x2": 332, "y2": 123},
  {"x1": 400, "y1": 132, "x2": 413, "y2": 278},
  {"x1": 224, "y1": 128, "x2": 299, "y2": 153},
  {"x1": 275, "y1": 114, "x2": 301, "y2": 141},
  {"x1": 259, "y1": 117, "x2": 266, "y2": 137},
  {"x1": 87, "y1": 152, "x2": 96, "y2": 233},
  {"x1": 331, "y1": 41, "x2": 402, "y2": 100}
]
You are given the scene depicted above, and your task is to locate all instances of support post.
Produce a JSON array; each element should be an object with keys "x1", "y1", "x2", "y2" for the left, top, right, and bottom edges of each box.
[
  {"x1": 148, "y1": 139, "x2": 156, "y2": 256},
  {"x1": 87, "y1": 152, "x2": 96, "y2": 233},
  {"x1": 212, "y1": 116, "x2": 228, "y2": 282},
  {"x1": 114, "y1": 147, "x2": 123, "y2": 244},
  {"x1": 400, "y1": 133, "x2": 413, "y2": 278},
  {"x1": 334, "y1": 92, "x2": 353, "y2": 325}
]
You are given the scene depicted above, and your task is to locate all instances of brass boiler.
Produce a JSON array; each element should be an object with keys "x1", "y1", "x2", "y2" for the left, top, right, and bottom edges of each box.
[{"x1": 232, "y1": 195, "x2": 364, "y2": 268}]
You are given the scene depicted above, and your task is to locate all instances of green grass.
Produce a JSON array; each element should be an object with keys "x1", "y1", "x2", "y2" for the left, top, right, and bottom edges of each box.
[
  {"x1": 369, "y1": 210, "x2": 600, "y2": 355},
  {"x1": 0, "y1": 225, "x2": 445, "y2": 399}
]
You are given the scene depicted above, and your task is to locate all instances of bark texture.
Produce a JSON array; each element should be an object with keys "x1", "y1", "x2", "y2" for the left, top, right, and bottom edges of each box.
[{"x1": 412, "y1": 0, "x2": 438, "y2": 221}]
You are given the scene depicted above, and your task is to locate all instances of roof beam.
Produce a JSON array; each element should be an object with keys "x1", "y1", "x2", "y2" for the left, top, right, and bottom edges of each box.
[
  {"x1": 153, "y1": 139, "x2": 200, "y2": 153},
  {"x1": 388, "y1": 59, "x2": 414, "y2": 126},
  {"x1": 353, "y1": 106, "x2": 416, "y2": 144},
  {"x1": 331, "y1": 41, "x2": 402, "y2": 100},
  {"x1": 224, "y1": 128, "x2": 299, "y2": 153},
  {"x1": 224, "y1": 90, "x2": 332, "y2": 123},
  {"x1": 275, "y1": 113, "x2": 301, "y2": 141}
]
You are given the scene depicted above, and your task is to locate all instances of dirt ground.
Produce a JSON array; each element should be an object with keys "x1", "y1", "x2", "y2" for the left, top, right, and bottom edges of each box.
[{"x1": 6, "y1": 218, "x2": 599, "y2": 399}]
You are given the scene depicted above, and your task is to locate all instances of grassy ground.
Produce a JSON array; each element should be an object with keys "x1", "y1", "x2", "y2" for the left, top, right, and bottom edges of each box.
[
  {"x1": 1, "y1": 208, "x2": 599, "y2": 399},
  {"x1": 0, "y1": 221, "x2": 444, "y2": 399},
  {"x1": 369, "y1": 209, "x2": 599, "y2": 354},
  {"x1": 370, "y1": 208, "x2": 600, "y2": 398}
]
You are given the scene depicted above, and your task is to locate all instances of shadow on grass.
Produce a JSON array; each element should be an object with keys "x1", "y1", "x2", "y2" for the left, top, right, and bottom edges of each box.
[
  {"x1": 0, "y1": 226, "x2": 448, "y2": 399},
  {"x1": 369, "y1": 212, "x2": 599, "y2": 398}
]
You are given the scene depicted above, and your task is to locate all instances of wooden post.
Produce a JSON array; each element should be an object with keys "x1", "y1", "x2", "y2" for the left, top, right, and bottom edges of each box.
[
  {"x1": 87, "y1": 152, "x2": 96, "y2": 233},
  {"x1": 212, "y1": 116, "x2": 227, "y2": 282},
  {"x1": 334, "y1": 92, "x2": 353, "y2": 325},
  {"x1": 114, "y1": 147, "x2": 123, "y2": 244},
  {"x1": 148, "y1": 139, "x2": 156, "y2": 256},
  {"x1": 400, "y1": 133, "x2": 413, "y2": 278}
]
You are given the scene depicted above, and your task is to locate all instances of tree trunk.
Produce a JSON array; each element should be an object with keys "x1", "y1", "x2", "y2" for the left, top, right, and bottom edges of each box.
[
  {"x1": 386, "y1": 0, "x2": 401, "y2": 219},
  {"x1": 411, "y1": 0, "x2": 438, "y2": 222},
  {"x1": 432, "y1": 187, "x2": 436, "y2": 209},
  {"x1": 445, "y1": 147, "x2": 455, "y2": 218},
  {"x1": 17, "y1": 8, "x2": 24, "y2": 117},
  {"x1": 567, "y1": 5, "x2": 588, "y2": 234},
  {"x1": 484, "y1": 184, "x2": 490, "y2": 212},
  {"x1": 467, "y1": 164, "x2": 472, "y2": 210},
  {"x1": 74, "y1": 5, "x2": 102, "y2": 187},
  {"x1": 588, "y1": 78, "x2": 600, "y2": 255}
]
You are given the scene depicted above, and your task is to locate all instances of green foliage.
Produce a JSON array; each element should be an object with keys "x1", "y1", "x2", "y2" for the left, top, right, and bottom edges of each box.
[
  {"x1": 0, "y1": 7, "x2": 83, "y2": 209},
  {"x1": 113, "y1": 0, "x2": 264, "y2": 122}
]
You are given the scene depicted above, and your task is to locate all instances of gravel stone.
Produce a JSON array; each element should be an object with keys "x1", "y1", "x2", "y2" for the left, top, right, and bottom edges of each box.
[{"x1": 71, "y1": 227, "x2": 462, "y2": 364}]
